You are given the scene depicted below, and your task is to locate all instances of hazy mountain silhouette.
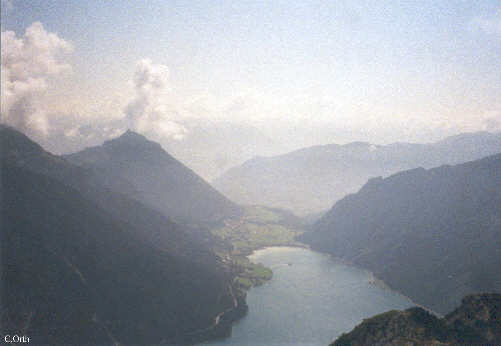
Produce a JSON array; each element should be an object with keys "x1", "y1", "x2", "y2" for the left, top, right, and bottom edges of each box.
[
  {"x1": 300, "y1": 153, "x2": 501, "y2": 314},
  {"x1": 164, "y1": 119, "x2": 284, "y2": 181},
  {"x1": 214, "y1": 132, "x2": 501, "y2": 215},
  {"x1": 332, "y1": 293, "x2": 501, "y2": 345},
  {"x1": 1, "y1": 125, "x2": 240, "y2": 344},
  {"x1": 65, "y1": 130, "x2": 242, "y2": 226}
]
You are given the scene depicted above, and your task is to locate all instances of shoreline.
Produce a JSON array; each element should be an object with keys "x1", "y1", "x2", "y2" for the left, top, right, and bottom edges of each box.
[
  {"x1": 203, "y1": 244, "x2": 443, "y2": 345},
  {"x1": 320, "y1": 249, "x2": 444, "y2": 318},
  {"x1": 202, "y1": 244, "x2": 441, "y2": 345},
  {"x1": 236, "y1": 242, "x2": 309, "y2": 258},
  {"x1": 246, "y1": 245, "x2": 442, "y2": 317},
  {"x1": 323, "y1": 253, "x2": 443, "y2": 317},
  {"x1": 246, "y1": 243, "x2": 310, "y2": 259},
  {"x1": 185, "y1": 285, "x2": 248, "y2": 345}
]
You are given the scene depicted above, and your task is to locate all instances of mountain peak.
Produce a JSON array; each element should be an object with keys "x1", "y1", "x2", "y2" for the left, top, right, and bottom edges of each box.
[
  {"x1": 117, "y1": 129, "x2": 148, "y2": 142},
  {"x1": 104, "y1": 130, "x2": 162, "y2": 151},
  {"x1": 65, "y1": 129, "x2": 242, "y2": 224}
]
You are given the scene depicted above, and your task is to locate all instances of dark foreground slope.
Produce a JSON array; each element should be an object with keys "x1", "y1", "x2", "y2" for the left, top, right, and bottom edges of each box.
[
  {"x1": 301, "y1": 154, "x2": 501, "y2": 314},
  {"x1": 1, "y1": 126, "x2": 242, "y2": 344},
  {"x1": 332, "y1": 293, "x2": 501, "y2": 346},
  {"x1": 65, "y1": 130, "x2": 242, "y2": 226},
  {"x1": 214, "y1": 132, "x2": 501, "y2": 215}
]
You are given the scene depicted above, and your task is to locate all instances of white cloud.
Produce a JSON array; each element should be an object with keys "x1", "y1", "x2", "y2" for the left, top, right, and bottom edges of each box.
[
  {"x1": 124, "y1": 58, "x2": 187, "y2": 140},
  {"x1": 1, "y1": 22, "x2": 73, "y2": 136},
  {"x1": 470, "y1": 10, "x2": 501, "y2": 36}
]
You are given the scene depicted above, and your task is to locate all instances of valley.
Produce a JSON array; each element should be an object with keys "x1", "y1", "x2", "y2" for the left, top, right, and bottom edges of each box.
[
  {"x1": 212, "y1": 205, "x2": 306, "y2": 296},
  {"x1": 212, "y1": 205, "x2": 306, "y2": 256},
  {"x1": 2, "y1": 124, "x2": 501, "y2": 345},
  {"x1": 2, "y1": 3, "x2": 501, "y2": 344}
]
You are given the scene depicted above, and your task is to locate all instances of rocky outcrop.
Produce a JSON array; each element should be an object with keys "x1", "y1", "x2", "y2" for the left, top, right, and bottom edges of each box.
[{"x1": 332, "y1": 293, "x2": 501, "y2": 345}]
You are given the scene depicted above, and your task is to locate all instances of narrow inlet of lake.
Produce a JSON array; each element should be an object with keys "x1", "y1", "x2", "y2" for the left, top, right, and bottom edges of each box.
[{"x1": 203, "y1": 246, "x2": 413, "y2": 346}]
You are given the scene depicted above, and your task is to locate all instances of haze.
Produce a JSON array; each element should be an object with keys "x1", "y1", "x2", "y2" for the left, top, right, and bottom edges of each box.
[{"x1": 2, "y1": 0, "x2": 501, "y2": 179}]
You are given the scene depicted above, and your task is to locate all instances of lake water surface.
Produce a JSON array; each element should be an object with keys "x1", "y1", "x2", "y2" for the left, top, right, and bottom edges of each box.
[{"x1": 203, "y1": 246, "x2": 413, "y2": 346}]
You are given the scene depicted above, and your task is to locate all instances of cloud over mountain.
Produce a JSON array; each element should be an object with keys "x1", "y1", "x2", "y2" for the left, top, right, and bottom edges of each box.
[
  {"x1": 1, "y1": 22, "x2": 73, "y2": 136},
  {"x1": 124, "y1": 58, "x2": 187, "y2": 140}
]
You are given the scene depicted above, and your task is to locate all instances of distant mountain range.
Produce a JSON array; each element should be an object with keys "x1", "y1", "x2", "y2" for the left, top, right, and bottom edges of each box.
[
  {"x1": 163, "y1": 119, "x2": 285, "y2": 181},
  {"x1": 332, "y1": 293, "x2": 501, "y2": 345},
  {"x1": 65, "y1": 130, "x2": 242, "y2": 226},
  {"x1": 1, "y1": 125, "x2": 243, "y2": 344},
  {"x1": 214, "y1": 131, "x2": 501, "y2": 215},
  {"x1": 300, "y1": 153, "x2": 501, "y2": 314}
]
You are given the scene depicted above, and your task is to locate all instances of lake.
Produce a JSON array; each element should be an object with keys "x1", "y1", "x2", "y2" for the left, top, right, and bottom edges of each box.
[{"x1": 203, "y1": 246, "x2": 414, "y2": 346}]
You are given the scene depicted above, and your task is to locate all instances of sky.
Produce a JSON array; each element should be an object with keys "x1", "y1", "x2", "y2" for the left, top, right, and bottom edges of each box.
[{"x1": 2, "y1": 0, "x2": 501, "y2": 179}]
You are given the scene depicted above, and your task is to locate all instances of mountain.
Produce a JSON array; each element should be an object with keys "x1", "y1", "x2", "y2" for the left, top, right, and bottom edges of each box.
[
  {"x1": 164, "y1": 119, "x2": 285, "y2": 181},
  {"x1": 65, "y1": 130, "x2": 242, "y2": 226},
  {"x1": 214, "y1": 132, "x2": 501, "y2": 215},
  {"x1": 300, "y1": 153, "x2": 501, "y2": 314},
  {"x1": 332, "y1": 293, "x2": 501, "y2": 345},
  {"x1": 1, "y1": 125, "x2": 243, "y2": 344}
]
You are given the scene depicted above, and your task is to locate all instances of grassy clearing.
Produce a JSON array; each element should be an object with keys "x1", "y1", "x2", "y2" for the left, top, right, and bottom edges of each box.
[
  {"x1": 213, "y1": 205, "x2": 306, "y2": 291},
  {"x1": 233, "y1": 256, "x2": 273, "y2": 290},
  {"x1": 212, "y1": 205, "x2": 306, "y2": 256}
]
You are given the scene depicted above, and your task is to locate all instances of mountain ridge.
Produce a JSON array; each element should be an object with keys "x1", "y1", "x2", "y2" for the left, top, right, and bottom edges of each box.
[
  {"x1": 1, "y1": 125, "x2": 242, "y2": 344},
  {"x1": 65, "y1": 130, "x2": 243, "y2": 226},
  {"x1": 214, "y1": 131, "x2": 501, "y2": 215},
  {"x1": 301, "y1": 153, "x2": 501, "y2": 314}
]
